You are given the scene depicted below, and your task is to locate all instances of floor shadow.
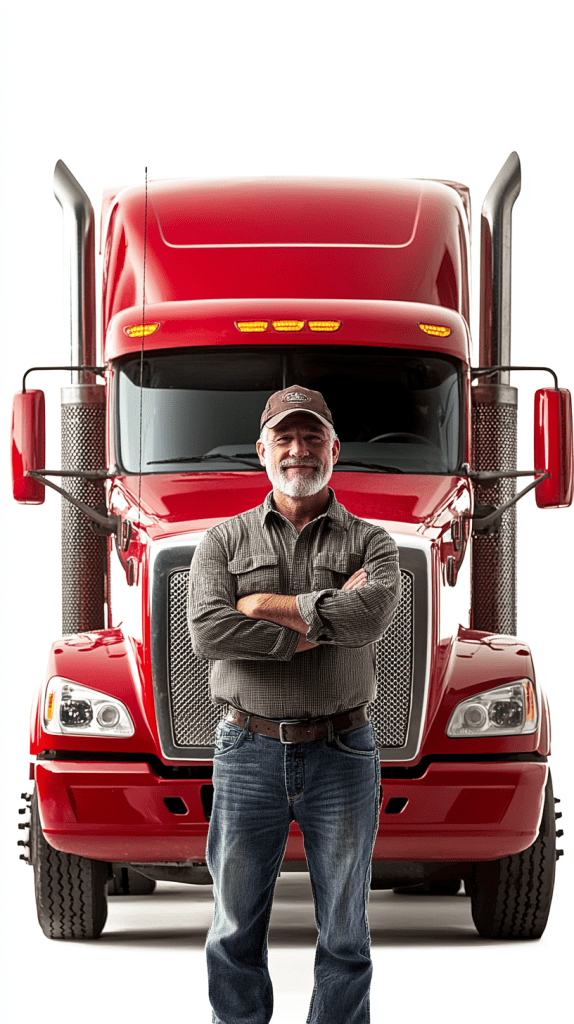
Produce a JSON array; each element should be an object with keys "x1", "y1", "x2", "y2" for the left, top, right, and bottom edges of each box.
[{"x1": 97, "y1": 876, "x2": 503, "y2": 949}]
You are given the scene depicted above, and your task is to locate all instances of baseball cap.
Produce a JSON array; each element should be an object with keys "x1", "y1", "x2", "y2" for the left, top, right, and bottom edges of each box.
[{"x1": 260, "y1": 385, "x2": 334, "y2": 431}]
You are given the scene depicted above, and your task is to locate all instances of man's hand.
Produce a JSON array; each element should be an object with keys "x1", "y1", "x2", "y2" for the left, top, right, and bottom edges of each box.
[
  {"x1": 341, "y1": 569, "x2": 367, "y2": 592},
  {"x1": 235, "y1": 568, "x2": 367, "y2": 651},
  {"x1": 295, "y1": 634, "x2": 319, "y2": 653}
]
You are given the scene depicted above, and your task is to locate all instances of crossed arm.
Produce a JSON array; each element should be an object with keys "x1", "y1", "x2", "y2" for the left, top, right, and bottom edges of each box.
[
  {"x1": 236, "y1": 570, "x2": 368, "y2": 653},
  {"x1": 188, "y1": 529, "x2": 400, "y2": 662}
]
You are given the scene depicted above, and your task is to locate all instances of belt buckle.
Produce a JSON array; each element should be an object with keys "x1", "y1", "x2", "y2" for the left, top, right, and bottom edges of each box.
[{"x1": 279, "y1": 721, "x2": 295, "y2": 744}]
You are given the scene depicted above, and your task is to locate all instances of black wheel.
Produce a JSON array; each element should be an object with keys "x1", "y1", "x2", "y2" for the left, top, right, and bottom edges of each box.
[
  {"x1": 108, "y1": 865, "x2": 157, "y2": 895},
  {"x1": 30, "y1": 790, "x2": 109, "y2": 939},
  {"x1": 470, "y1": 772, "x2": 557, "y2": 940}
]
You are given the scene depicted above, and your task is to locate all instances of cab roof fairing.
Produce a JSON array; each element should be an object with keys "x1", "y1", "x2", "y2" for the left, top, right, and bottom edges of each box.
[{"x1": 100, "y1": 177, "x2": 471, "y2": 341}]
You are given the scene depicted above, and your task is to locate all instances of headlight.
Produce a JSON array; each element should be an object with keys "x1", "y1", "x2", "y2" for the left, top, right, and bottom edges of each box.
[
  {"x1": 447, "y1": 679, "x2": 537, "y2": 737},
  {"x1": 44, "y1": 678, "x2": 135, "y2": 737}
]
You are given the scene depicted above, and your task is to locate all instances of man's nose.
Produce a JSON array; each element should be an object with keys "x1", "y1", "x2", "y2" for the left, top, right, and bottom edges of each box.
[{"x1": 288, "y1": 435, "x2": 309, "y2": 456}]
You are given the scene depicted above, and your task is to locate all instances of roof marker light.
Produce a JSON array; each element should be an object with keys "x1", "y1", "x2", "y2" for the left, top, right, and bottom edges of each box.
[
  {"x1": 124, "y1": 323, "x2": 161, "y2": 338},
  {"x1": 272, "y1": 320, "x2": 305, "y2": 332},
  {"x1": 236, "y1": 321, "x2": 268, "y2": 332},
  {"x1": 308, "y1": 320, "x2": 341, "y2": 332},
  {"x1": 419, "y1": 323, "x2": 451, "y2": 337}
]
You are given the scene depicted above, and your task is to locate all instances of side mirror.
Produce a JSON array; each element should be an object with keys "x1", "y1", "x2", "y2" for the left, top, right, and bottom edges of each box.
[
  {"x1": 534, "y1": 388, "x2": 573, "y2": 508},
  {"x1": 11, "y1": 391, "x2": 46, "y2": 504}
]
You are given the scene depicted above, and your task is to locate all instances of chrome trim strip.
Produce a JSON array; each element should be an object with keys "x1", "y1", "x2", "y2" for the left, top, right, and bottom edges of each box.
[
  {"x1": 149, "y1": 533, "x2": 208, "y2": 760},
  {"x1": 372, "y1": 529, "x2": 432, "y2": 762}
]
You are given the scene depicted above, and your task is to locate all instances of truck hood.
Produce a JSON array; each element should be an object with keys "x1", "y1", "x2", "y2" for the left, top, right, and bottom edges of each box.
[{"x1": 109, "y1": 472, "x2": 472, "y2": 542}]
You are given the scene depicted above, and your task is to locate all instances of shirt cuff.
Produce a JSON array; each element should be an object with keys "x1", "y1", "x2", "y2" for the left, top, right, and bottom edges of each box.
[
  {"x1": 270, "y1": 623, "x2": 301, "y2": 661},
  {"x1": 296, "y1": 590, "x2": 336, "y2": 644}
]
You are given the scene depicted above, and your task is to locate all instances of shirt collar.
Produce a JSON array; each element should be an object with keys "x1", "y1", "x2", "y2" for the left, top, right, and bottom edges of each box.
[{"x1": 260, "y1": 487, "x2": 348, "y2": 530}]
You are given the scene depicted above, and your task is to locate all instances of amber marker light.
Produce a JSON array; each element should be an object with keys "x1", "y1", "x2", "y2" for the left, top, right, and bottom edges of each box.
[
  {"x1": 236, "y1": 321, "x2": 269, "y2": 332},
  {"x1": 308, "y1": 320, "x2": 341, "y2": 332},
  {"x1": 272, "y1": 320, "x2": 305, "y2": 332},
  {"x1": 124, "y1": 323, "x2": 161, "y2": 337},
  {"x1": 419, "y1": 323, "x2": 451, "y2": 337},
  {"x1": 523, "y1": 680, "x2": 536, "y2": 722},
  {"x1": 46, "y1": 690, "x2": 55, "y2": 721}
]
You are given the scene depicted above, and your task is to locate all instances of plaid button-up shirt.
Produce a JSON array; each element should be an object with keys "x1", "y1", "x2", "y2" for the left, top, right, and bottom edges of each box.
[{"x1": 187, "y1": 489, "x2": 400, "y2": 719}]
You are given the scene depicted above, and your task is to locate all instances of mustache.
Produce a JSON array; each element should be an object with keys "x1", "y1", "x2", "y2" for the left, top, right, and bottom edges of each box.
[{"x1": 279, "y1": 458, "x2": 321, "y2": 469}]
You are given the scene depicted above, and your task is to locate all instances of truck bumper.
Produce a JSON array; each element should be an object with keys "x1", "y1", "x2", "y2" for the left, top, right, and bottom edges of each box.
[{"x1": 35, "y1": 759, "x2": 547, "y2": 864}]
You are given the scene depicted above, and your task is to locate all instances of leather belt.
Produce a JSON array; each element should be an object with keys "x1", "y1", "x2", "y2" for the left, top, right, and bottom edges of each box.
[{"x1": 224, "y1": 704, "x2": 369, "y2": 744}]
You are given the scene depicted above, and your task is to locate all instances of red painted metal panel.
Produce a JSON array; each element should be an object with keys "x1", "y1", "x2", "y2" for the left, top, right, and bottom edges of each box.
[
  {"x1": 11, "y1": 390, "x2": 45, "y2": 504},
  {"x1": 104, "y1": 297, "x2": 470, "y2": 363},
  {"x1": 101, "y1": 177, "x2": 470, "y2": 339},
  {"x1": 35, "y1": 760, "x2": 546, "y2": 864},
  {"x1": 534, "y1": 387, "x2": 574, "y2": 508}
]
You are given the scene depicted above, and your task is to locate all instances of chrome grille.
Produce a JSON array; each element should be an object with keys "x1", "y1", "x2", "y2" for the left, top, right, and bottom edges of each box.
[
  {"x1": 167, "y1": 567, "x2": 413, "y2": 749},
  {"x1": 168, "y1": 571, "x2": 226, "y2": 746},
  {"x1": 370, "y1": 570, "x2": 413, "y2": 746}
]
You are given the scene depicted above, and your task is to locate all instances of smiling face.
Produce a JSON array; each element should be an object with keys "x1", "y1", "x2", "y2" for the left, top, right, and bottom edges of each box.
[{"x1": 256, "y1": 412, "x2": 340, "y2": 499}]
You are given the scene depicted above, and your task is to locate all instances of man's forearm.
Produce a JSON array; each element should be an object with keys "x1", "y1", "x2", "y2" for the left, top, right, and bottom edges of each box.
[{"x1": 236, "y1": 593, "x2": 308, "y2": 634}]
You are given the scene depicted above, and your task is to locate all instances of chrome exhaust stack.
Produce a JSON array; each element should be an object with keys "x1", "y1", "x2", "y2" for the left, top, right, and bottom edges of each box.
[
  {"x1": 471, "y1": 153, "x2": 521, "y2": 635},
  {"x1": 54, "y1": 161, "x2": 106, "y2": 634}
]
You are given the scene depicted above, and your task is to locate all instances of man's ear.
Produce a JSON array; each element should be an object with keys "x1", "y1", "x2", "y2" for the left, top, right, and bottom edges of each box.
[
  {"x1": 332, "y1": 437, "x2": 341, "y2": 466},
  {"x1": 256, "y1": 439, "x2": 266, "y2": 467}
]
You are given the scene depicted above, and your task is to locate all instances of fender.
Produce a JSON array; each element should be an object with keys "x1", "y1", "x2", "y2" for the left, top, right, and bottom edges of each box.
[
  {"x1": 418, "y1": 626, "x2": 549, "y2": 758},
  {"x1": 31, "y1": 628, "x2": 160, "y2": 758}
]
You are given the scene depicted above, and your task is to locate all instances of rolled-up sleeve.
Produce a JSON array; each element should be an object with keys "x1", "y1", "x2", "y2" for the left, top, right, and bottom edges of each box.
[
  {"x1": 296, "y1": 529, "x2": 400, "y2": 646},
  {"x1": 188, "y1": 531, "x2": 300, "y2": 662}
]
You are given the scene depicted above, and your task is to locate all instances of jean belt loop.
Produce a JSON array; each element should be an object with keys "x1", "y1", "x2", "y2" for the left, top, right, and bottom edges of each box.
[
  {"x1": 327, "y1": 719, "x2": 334, "y2": 744},
  {"x1": 243, "y1": 714, "x2": 253, "y2": 740}
]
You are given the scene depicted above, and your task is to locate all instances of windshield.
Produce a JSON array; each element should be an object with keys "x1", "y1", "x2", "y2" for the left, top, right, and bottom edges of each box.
[{"x1": 116, "y1": 345, "x2": 463, "y2": 475}]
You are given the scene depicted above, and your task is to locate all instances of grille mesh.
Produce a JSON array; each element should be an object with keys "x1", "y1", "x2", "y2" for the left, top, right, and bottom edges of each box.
[
  {"x1": 61, "y1": 400, "x2": 106, "y2": 634},
  {"x1": 471, "y1": 397, "x2": 517, "y2": 634},
  {"x1": 167, "y1": 568, "x2": 413, "y2": 749}
]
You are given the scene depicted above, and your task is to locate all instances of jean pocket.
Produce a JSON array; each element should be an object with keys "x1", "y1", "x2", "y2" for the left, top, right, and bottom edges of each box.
[
  {"x1": 333, "y1": 722, "x2": 378, "y2": 757},
  {"x1": 213, "y1": 721, "x2": 244, "y2": 756}
]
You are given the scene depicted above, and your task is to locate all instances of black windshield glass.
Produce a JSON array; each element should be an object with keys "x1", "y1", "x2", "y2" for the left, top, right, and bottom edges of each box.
[{"x1": 116, "y1": 346, "x2": 462, "y2": 474}]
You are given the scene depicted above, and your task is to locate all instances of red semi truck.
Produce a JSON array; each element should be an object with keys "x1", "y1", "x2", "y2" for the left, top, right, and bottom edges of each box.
[{"x1": 12, "y1": 154, "x2": 572, "y2": 941}]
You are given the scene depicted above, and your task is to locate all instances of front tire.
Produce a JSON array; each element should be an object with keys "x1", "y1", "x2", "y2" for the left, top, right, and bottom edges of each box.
[
  {"x1": 470, "y1": 771, "x2": 557, "y2": 940},
  {"x1": 30, "y1": 791, "x2": 109, "y2": 939}
]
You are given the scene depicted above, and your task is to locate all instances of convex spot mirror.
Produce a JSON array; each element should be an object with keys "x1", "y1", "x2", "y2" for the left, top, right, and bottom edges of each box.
[
  {"x1": 11, "y1": 390, "x2": 45, "y2": 504},
  {"x1": 534, "y1": 388, "x2": 573, "y2": 508}
]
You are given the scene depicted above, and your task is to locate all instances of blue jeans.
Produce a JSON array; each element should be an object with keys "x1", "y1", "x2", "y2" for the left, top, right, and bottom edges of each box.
[{"x1": 205, "y1": 716, "x2": 381, "y2": 1024}]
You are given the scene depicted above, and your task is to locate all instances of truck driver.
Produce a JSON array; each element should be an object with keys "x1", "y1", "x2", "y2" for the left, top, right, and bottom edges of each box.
[{"x1": 188, "y1": 385, "x2": 400, "y2": 1024}]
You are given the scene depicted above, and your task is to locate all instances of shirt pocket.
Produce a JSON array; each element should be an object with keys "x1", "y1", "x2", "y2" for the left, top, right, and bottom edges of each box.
[
  {"x1": 228, "y1": 552, "x2": 281, "y2": 598},
  {"x1": 311, "y1": 550, "x2": 364, "y2": 592}
]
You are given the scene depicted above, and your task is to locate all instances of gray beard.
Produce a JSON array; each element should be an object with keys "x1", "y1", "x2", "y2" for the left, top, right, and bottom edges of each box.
[{"x1": 267, "y1": 459, "x2": 332, "y2": 498}]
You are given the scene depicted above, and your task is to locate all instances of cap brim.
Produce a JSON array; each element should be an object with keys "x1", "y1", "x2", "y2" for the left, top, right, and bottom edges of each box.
[{"x1": 263, "y1": 408, "x2": 333, "y2": 430}]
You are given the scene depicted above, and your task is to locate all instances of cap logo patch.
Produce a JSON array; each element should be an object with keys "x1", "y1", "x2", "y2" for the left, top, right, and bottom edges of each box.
[{"x1": 284, "y1": 391, "x2": 309, "y2": 403}]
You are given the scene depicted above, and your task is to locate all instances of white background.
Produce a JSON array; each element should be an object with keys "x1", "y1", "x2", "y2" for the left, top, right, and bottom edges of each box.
[{"x1": 0, "y1": 1, "x2": 572, "y2": 1020}]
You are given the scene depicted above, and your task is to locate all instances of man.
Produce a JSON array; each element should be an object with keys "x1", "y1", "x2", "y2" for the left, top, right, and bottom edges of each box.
[{"x1": 188, "y1": 385, "x2": 400, "y2": 1024}]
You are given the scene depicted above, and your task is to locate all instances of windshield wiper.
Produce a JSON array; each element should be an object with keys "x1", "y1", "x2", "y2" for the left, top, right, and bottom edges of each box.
[
  {"x1": 148, "y1": 454, "x2": 263, "y2": 470},
  {"x1": 148, "y1": 454, "x2": 403, "y2": 474},
  {"x1": 335, "y1": 459, "x2": 403, "y2": 474}
]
